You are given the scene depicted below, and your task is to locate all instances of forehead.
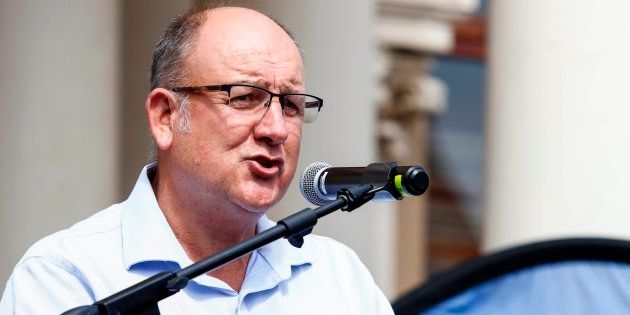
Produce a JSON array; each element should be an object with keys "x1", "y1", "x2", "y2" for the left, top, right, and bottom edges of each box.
[{"x1": 184, "y1": 9, "x2": 304, "y2": 90}]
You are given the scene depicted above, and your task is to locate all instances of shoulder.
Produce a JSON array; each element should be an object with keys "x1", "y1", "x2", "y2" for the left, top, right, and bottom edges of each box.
[
  {"x1": 301, "y1": 234, "x2": 360, "y2": 258},
  {"x1": 15, "y1": 203, "x2": 123, "y2": 273},
  {"x1": 299, "y1": 234, "x2": 372, "y2": 275},
  {"x1": 2, "y1": 205, "x2": 124, "y2": 313},
  {"x1": 292, "y1": 234, "x2": 394, "y2": 314}
]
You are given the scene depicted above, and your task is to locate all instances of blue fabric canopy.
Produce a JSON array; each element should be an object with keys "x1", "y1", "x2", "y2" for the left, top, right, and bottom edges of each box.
[
  {"x1": 392, "y1": 238, "x2": 630, "y2": 315},
  {"x1": 426, "y1": 261, "x2": 630, "y2": 315}
]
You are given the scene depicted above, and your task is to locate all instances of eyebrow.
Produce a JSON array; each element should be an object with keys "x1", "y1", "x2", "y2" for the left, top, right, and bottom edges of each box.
[{"x1": 233, "y1": 79, "x2": 303, "y2": 94}]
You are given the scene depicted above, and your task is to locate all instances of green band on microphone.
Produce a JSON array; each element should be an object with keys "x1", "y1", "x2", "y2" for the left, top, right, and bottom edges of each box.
[{"x1": 394, "y1": 174, "x2": 406, "y2": 196}]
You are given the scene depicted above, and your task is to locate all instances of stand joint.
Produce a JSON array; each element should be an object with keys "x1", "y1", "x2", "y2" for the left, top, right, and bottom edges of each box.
[{"x1": 279, "y1": 208, "x2": 318, "y2": 248}]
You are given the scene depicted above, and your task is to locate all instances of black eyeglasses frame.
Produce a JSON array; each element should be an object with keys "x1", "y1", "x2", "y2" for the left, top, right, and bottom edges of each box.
[{"x1": 171, "y1": 84, "x2": 323, "y2": 117}]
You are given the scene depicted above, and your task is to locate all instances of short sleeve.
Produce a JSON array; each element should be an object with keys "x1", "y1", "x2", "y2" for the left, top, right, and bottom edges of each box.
[{"x1": 0, "y1": 257, "x2": 95, "y2": 314}]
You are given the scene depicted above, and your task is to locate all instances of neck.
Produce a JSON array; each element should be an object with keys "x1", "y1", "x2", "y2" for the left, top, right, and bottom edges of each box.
[{"x1": 151, "y1": 164, "x2": 261, "y2": 292}]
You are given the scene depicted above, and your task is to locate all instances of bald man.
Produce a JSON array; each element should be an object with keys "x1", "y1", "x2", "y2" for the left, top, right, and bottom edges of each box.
[{"x1": 0, "y1": 6, "x2": 393, "y2": 315}]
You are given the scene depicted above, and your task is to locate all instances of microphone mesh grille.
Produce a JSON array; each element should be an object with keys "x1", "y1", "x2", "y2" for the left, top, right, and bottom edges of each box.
[{"x1": 300, "y1": 162, "x2": 332, "y2": 206}]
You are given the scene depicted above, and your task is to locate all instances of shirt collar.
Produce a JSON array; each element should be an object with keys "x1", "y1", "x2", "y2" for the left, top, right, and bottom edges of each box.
[
  {"x1": 121, "y1": 164, "x2": 192, "y2": 270},
  {"x1": 255, "y1": 216, "x2": 312, "y2": 280},
  {"x1": 121, "y1": 164, "x2": 312, "y2": 278}
]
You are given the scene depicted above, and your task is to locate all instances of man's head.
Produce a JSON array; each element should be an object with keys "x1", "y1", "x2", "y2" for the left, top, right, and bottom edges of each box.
[{"x1": 145, "y1": 6, "x2": 308, "y2": 216}]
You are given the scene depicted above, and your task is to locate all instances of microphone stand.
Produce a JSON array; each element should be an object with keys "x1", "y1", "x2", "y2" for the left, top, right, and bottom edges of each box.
[{"x1": 62, "y1": 184, "x2": 376, "y2": 315}]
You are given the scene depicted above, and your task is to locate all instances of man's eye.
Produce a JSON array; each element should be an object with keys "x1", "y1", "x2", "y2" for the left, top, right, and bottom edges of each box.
[
  {"x1": 231, "y1": 94, "x2": 251, "y2": 102},
  {"x1": 230, "y1": 94, "x2": 256, "y2": 109},
  {"x1": 283, "y1": 100, "x2": 304, "y2": 117}
]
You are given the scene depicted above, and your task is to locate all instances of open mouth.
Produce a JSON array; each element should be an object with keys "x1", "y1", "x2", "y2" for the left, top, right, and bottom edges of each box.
[{"x1": 251, "y1": 155, "x2": 283, "y2": 170}]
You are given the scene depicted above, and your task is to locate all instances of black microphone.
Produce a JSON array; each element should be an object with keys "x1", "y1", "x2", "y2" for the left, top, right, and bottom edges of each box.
[{"x1": 299, "y1": 162, "x2": 429, "y2": 206}]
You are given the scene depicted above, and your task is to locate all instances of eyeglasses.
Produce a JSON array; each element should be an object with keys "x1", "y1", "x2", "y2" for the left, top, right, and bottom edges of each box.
[{"x1": 171, "y1": 84, "x2": 323, "y2": 123}]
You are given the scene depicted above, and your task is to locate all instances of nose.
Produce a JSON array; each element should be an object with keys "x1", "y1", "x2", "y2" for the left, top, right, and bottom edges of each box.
[{"x1": 253, "y1": 96, "x2": 289, "y2": 145}]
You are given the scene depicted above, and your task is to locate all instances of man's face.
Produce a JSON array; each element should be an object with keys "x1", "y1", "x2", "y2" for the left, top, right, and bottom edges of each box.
[{"x1": 167, "y1": 10, "x2": 305, "y2": 214}]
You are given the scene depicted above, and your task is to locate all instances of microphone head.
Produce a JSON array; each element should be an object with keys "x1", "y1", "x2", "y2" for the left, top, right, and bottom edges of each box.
[{"x1": 300, "y1": 162, "x2": 332, "y2": 206}]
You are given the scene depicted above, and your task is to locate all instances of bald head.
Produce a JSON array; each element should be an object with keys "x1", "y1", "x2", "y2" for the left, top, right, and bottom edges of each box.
[
  {"x1": 150, "y1": 6, "x2": 301, "y2": 91},
  {"x1": 203, "y1": 7, "x2": 299, "y2": 51},
  {"x1": 185, "y1": 8, "x2": 304, "y2": 89}
]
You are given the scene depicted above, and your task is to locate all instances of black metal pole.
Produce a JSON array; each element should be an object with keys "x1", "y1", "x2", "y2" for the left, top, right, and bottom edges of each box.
[{"x1": 177, "y1": 197, "x2": 347, "y2": 281}]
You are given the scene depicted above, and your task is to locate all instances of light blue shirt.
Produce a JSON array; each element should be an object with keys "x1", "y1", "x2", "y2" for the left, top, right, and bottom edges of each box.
[{"x1": 1, "y1": 165, "x2": 393, "y2": 314}]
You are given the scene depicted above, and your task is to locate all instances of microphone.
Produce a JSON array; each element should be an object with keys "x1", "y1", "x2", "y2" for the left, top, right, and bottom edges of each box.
[{"x1": 300, "y1": 162, "x2": 429, "y2": 206}]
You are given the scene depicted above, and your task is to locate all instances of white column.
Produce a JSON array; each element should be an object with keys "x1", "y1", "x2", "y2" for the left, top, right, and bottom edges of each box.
[
  {"x1": 0, "y1": 1, "x2": 119, "y2": 281},
  {"x1": 484, "y1": 0, "x2": 630, "y2": 251},
  {"x1": 249, "y1": 0, "x2": 396, "y2": 298},
  {"x1": 120, "y1": 0, "x2": 195, "y2": 194}
]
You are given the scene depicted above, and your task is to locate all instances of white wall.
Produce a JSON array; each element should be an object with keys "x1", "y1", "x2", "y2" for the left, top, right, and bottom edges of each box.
[
  {"x1": 484, "y1": 0, "x2": 630, "y2": 251},
  {"x1": 0, "y1": 1, "x2": 119, "y2": 282}
]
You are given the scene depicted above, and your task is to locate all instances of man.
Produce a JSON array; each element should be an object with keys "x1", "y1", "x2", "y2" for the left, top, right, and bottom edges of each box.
[{"x1": 1, "y1": 6, "x2": 393, "y2": 314}]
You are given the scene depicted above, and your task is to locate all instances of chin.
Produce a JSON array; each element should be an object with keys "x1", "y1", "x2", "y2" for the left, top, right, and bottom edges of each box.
[
  {"x1": 229, "y1": 186, "x2": 285, "y2": 214},
  {"x1": 235, "y1": 196, "x2": 280, "y2": 214},
  {"x1": 226, "y1": 171, "x2": 291, "y2": 213}
]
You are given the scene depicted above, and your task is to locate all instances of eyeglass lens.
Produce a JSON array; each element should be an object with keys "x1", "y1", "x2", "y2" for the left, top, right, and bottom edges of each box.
[{"x1": 228, "y1": 85, "x2": 320, "y2": 123}]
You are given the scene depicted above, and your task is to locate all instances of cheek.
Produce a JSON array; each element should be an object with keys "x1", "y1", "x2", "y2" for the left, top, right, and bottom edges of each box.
[
  {"x1": 283, "y1": 130, "x2": 302, "y2": 175},
  {"x1": 288, "y1": 136, "x2": 301, "y2": 162},
  {"x1": 192, "y1": 115, "x2": 253, "y2": 153},
  {"x1": 289, "y1": 127, "x2": 302, "y2": 152},
  {"x1": 220, "y1": 117, "x2": 258, "y2": 149}
]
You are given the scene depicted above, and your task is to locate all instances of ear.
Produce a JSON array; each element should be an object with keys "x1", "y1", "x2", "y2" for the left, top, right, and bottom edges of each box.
[{"x1": 146, "y1": 88, "x2": 178, "y2": 151}]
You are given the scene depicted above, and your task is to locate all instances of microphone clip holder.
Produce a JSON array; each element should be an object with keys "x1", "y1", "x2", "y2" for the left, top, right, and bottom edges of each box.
[
  {"x1": 338, "y1": 184, "x2": 374, "y2": 212},
  {"x1": 360, "y1": 162, "x2": 406, "y2": 200}
]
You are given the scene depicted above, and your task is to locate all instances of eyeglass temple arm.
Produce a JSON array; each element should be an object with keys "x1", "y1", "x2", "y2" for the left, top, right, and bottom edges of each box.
[{"x1": 171, "y1": 85, "x2": 228, "y2": 93}]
